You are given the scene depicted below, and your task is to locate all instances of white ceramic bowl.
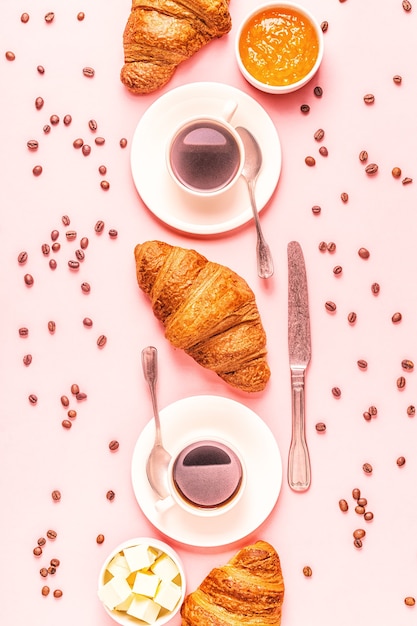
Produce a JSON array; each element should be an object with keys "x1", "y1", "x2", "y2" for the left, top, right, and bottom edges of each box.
[
  {"x1": 98, "y1": 537, "x2": 186, "y2": 626},
  {"x1": 235, "y1": 2, "x2": 324, "y2": 94}
]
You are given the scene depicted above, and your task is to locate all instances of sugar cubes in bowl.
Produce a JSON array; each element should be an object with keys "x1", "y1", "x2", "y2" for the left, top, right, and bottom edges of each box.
[{"x1": 98, "y1": 537, "x2": 186, "y2": 625}]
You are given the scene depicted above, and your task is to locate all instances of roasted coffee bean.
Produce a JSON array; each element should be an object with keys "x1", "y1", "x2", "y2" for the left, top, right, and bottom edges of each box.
[
  {"x1": 355, "y1": 505, "x2": 365, "y2": 515},
  {"x1": 363, "y1": 411, "x2": 372, "y2": 421},
  {"x1": 94, "y1": 220, "x2": 105, "y2": 233},
  {"x1": 29, "y1": 394, "x2": 38, "y2": 405},
  {"x1": 311, "y1": 205, "x2": 321, "y2": 215},
  {"x1": 365, "y1": 163, "x2": 378, "y2": 175},
  {"x1": 392, "y1": 312, "x2": 402, "y2": 323},
  {"x1": 18, "y1": 251, "x2": 28, "y2": 264},
  {"x1": 40, "y1": 567, "x2": 48, "y2": 577},
  {"x1": 49, "y1": 260, "x2": 57, "y2": 270},
  {"x1": 106, "y1": 490, "x2": 115, "y2": 501},
  {"x1": 41, "y1": 586, "x2": 50, "y2": 596},
  {"x1": 41, "y1": 243, "x2": 50, "y2": 256},
  {"x1": 100, "y1": 180, "x2": 110, "y2": 190},
  {"x1": 397, "y1": 456, "x2": 406, "y2": 467},
  {"x1": 80, "y1": 237, "x2": 89, "y2": 249},
  {"x1": 353, "y1": 528, "x2": 366, "y2": 539},
  {"x1": 357, "y1": 359, "x2": 368, "y2": 370},
  {"x1": 313, "y1": 85, "x2": 323, "y2": 97},
  {"x1": 392, "y1": 166, "x2": 402, "y2": 178},
  {"x1": 352, "y1": 488, "x2": 361, "y2": 500},
  {"x1": 357, "y1": 497, "x2": 367, "y2": 506},
  {"x1": 73, "y1": 138, "x2": 84, "y2": 149},
  {"x1": 37, "y1": 65, "x2": 45, "y2": 74},
  {"x1": 109, "y1": 440, "x2": 119, "y2": 451},
  {"x1": 305, "y1": 156, "x2": 316, "y2": 166},
  {"x1": 63, "y1": 114, "x2": 72, "y2": 126},
  {"x1": 340, "y1": 192, "x2": 348, "y2": 203},
  {"x1": 33, "y1": 165, "x2": 43, "y2": 176},
  {"x1": 363, "y1": 93, "x2": 375, "y2": 104},
  {"x1": 67, "y1": 409, "x2": 77, "y2": 419},
  {"x1": 23, "y1": 354, "x2": 32, "y2": 366},
  {"x1": 33, "y1": 546, "x2": 42, "y2": 556},
  {"x1": 43, "y1": 124, "x2": 51, "y2": 134},
  {"x1": 371, "y1": 282, "x2": 380, "y2": 295},
  {"x1": 402, "y1": 177, "x2": 413, "y2": 185},
  {"x1": 50, "y1": 114, "x2": 59, "y2": 125},
  {"x1": 327, "y1": 242, "x2": 336, "y2": 253},
  {"x1": 332, "y1": 387, "x2": 341, "y2": 398},
  {"x1": 362, "y1": 462, "x2": 373, "y2": 474},
  {"x1": 402, "y1": 0, "x2": 412, "y2": 11},
  {"x1": 404, "y1": 596, "x2": 416, "y2": 606},
  {"x1": 407, "y1": 405, "x2": 415, "y2": 417},
  {"x1": 339, "y1": 499, "x2": 348, "y2": 512},
  {"x1": 83, "y1": 67, "x2": 95, "y2": 78},
  {"x1": 358, "y1": 247, "x2": 370, "y2": 259},
  {"x1": 82, "y1": 144, "x2": 91, "y2": 156},
  {"x1": 27, "y1": 139, "x2": 39, "y2": 150},
  {"x1": 48, "y1": 320, "x2": 56, "y2": 333},
  {"x1": 75, "y1": 249, "x2": 85, "y2": 261},
  {"x1": 393, "y1": 75, "x2": 402, "y2": 84},
  {"x1": 303, "y1": 566, "x2": 313, "y2": 577},
  {"x1": 96, "y1": 534, "x2": 105, "y2": 544},
  {"x1": 319, "y1": 145, "x2": 328, "y2": 156},
  {"x1": 5, "y1": 50, "x2": 16, "y2": 61},
  {"x1": 77, "y1": 12, "x2": 85, "y2": 20},
  {"x1": 46, "y1": 529, "x2": 57, "y2": 540},
  {"x1": 53, "y1": 589, "x2": 63, "y2": 598},
  {"x1": 44, "y1": 11, "x2": 55, "y2": 23},
  {"x1": 81, "y1": 282, "x2": 91, "y2": 294},
  {"x1": 51, "y1": 490, "x2": 61, "y2": 502},
  {"x1": 108, "y1": 229, "x2": 118, "y2": 238},
  {"x1": 364, "y1": 511, "x2": 374, "y2": 521},
  {"x1": 321, "y1": 20, "x2": 328, "y2": 32},
  {"x1": 71, "y1": 383, "x2": 80, "y2": 395},
  {"x1": 51, "y1": 242, "x2": 60, "y2": 252},
  {"x1": 325, "y1": 301, "x2": 336, "y2": 312},
  {"x1": 83, "y1": 317, "x2": 93, "y2": 328},
  {"x1": 300, "y1": 104, "x2": 310, "y2": 113},
  {"x1": 35, "y1": 96, "x2": 44, "y2": 110},
  {"x1": 50, "y1": 558, "x2": 60, "y2": 567},
  {"x1": 62, "y1": 215, "x2": 70, "y2": 226},
  {"x1": 97, "y1": 334, "x2": 107, "y2": 348},
  {"x1": 68, "y1": 260, "x2": 80, "y2": 270},
  {"x1": 19, "y1": 327, "x2": 29, "y2": 337},
  {"x1": 61, "y1": 395, "x2": 69, "y2": 407},
  {"x1": 62, "y1": 419, "x2": 72, "y2": 429},
  {"x1": 333, "y1": 265, "x2": 342, "y2": 276},
  {"x1": 315, "y1": 422, "x2": 326, "y2": 433},
  {"x1": 401, "y1": 359, "x2": 414, "y2": 371},
  {"x1": 369, "y1": 405, "x2": 378, "y2": 417},
  {"x1": 48, "y1": 566, "x2": 56, "y2": 575},
  {"x1": 120, "y1": 138, "x2": 128, "y2": 148},
  {"x1": 76, "y1": 392, "x2": 87, "y2": 401},
  {"x1": 314, "y1": 128, "x2": 324, "y2": 141},
  {"x1": 98, "y1": 165, "x2": 107, "y2": 175},
  {"x1": 397, "y1": 376, "x2": 406, "y2": 389},
  {"x1": 359, "y1": 150, "x2": 368, "y2": 162},
  {"x1": 318, "y1": 241, "x2": 327, "y2": 251},
  {"x1": 21, "y1": 12, "x2": 30, "y2": 23},
  {"x1": 95, "y1": 136, "x2": 106, "y2": 145},
  {"x1": 24, "y1": 273, "x2": 34, "y2": 286},
  {"x1": 88, "y1": 119, "x2": 98, "y2": 131},
  {"x1": 353, "y1": 538, "x2": 363, "y2": 549}
]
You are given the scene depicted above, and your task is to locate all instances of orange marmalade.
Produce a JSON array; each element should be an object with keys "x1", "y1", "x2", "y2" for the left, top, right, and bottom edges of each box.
[{"x1": 239, "y1": 7, "x2": 319, "y2": 86}]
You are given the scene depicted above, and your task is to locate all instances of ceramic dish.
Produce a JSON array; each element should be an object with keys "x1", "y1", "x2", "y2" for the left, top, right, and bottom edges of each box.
[
  {"x1": 131, "y1": 395, "x2": 282, "y2": 547},
  {"x1": 130, "y1": 82, "x2": 281, "y2": 235}
]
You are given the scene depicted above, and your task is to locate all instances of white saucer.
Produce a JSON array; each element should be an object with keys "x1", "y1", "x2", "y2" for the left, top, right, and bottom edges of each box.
[
  {"x1": 130, "y1": 82, "x2": 281, "y2": 236},
  {"x1": 131, "y1": 395, "x2": 282, "y2": 548}
]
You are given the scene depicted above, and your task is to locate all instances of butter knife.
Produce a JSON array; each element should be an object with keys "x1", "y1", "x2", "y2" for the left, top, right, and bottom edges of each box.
[{"x1": 287, "y1": 241, "x2": 311, "y2": 492}]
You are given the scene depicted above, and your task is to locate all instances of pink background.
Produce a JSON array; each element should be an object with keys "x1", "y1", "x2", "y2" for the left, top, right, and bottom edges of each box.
[{"x1": 2, "y1": 0, "x2": 417, "y2": 624}]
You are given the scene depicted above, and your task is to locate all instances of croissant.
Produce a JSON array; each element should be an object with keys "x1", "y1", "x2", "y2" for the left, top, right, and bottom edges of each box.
[
  {"x1": 134, "y1": 241, "x2": 270, "y2": 392},
  {"x1": 121, "y1": 0, "x2": 232, "y2": 94},
  {"x1": 181, "y1": 540, "x2": 285, "y2": 625}
]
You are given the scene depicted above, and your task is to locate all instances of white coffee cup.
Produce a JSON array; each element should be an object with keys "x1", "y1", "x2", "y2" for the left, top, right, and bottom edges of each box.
[
  {"x1": 166, "y1": 100, "x2": 245, "y2": 197},
  {"x1": 155, "y1": 437, "x2": 246, "y2": 516}
]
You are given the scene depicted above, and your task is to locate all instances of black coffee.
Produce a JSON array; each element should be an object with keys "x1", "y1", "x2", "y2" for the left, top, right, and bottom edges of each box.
[
  {"x1": 170, "y1": 121, "x2": 240, "y2": 192},
  {"x1": 172, "y1": 440, "x2": 243, "y2": 509}
]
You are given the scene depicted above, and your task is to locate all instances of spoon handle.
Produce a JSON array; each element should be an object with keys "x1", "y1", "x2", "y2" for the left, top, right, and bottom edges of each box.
[
  {"x1": 141, "y1": 346, "x2": 162, "y2": 443},
  {"x1": 248, "y1": 180, "x2": 274, "y2": 279}
]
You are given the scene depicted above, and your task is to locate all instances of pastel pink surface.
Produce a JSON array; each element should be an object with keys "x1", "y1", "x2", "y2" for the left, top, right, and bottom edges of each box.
[{"x1": 1, "y1": 1, "x2": 417, "y2": 625}]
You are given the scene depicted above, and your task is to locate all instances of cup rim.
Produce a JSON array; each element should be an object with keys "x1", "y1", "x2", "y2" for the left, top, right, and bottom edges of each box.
[
  {"x1": 167, "y1": 436, "x2": 247, "y2": 517},
  {"x1": 235, "y1": 1, "x2": 324, "y2": 94},
  {"x1": 166, "y1": 115, "x2": 245, "y2": 197}
]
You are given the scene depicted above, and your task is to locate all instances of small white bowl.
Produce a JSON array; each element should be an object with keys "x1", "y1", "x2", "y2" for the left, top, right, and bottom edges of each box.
[
  {"x1": 98, "y1": 537, "x2": 186, "y2": 626},
  {"x1": 235, "y1": 2, "x2": 324, "y2": 94}
]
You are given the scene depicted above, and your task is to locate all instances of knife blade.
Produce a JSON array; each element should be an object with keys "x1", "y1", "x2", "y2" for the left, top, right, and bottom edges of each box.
[{"x1": 287, "y1": 241, "x2": 311, "y2": 492}]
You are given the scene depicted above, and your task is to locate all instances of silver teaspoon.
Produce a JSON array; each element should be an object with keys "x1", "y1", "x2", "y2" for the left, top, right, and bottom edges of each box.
[
  {"x1": 141, "y1": 346, "x2": 171, "y2": 500},
  {"x1": 236, "y1": 126, "x2": 274, "y2": 279}
]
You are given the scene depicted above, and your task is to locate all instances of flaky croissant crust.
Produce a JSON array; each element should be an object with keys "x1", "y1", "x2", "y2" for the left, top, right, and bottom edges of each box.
[
  {"x1": 121, "y1": 0, "x2": 232, "y2": 94},
  {"x1": 181, "y1": 540, "x2": 285, "y2": 625},
  {"x1": 134, "y1": 241, "x2": 270, "y2": 392}
]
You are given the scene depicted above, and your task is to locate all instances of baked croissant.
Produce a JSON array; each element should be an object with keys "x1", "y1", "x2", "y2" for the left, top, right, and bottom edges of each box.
[
  {"x1": 134, "y1": 241, "x2": 270, "y2": 392},
  {"x1": 121, "y1": 0, "x2": 232, "y2": 94},
  {"x1": 181, "y1": 540, "x2": 285, "y2": 625}
]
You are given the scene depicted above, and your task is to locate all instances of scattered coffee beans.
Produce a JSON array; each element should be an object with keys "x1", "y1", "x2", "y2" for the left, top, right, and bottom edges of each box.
[
  {"x1": 53, "y1": 589, "x2": 63, "y2": 598},
  {"x1": 359, "y1": 150, "x2": 368, "y2": 162},
  {"x1": 407, "y1": 405, "x2": 415, "y2": 417},
  {"x1": 51, "y1": 490, "x2": 61, "y2": 502},
  {"x1": 339, "y1": 499, "x2": 349, "y2": 512},
  {"x1": 404, "y1": 596, "x2": 415, "y2": 606},
  {"x1": 106, "y1": 490, "x2": 115, "y2": 501},
  {"x1": 314, "y1": 128, "x2": 324, "y2": 141},
  {"x1": 97, "y1": 334, "x2": 107, "y2": 348},
  {"x1": 362, "y1": 462, "x2": 373, "y2": 474},
  {"x1": 397, "y1": 376, "x2": 406, "y2": 390},
  {"x1": 365, "y1": 163, "x2": 378, "y2": 175},
  {"x1": 332, "y1": 387, "x2": 341, "y2": 398},
  {"x1": 363, "y1": 93, "x2": 375, "y2": 104},
  {"x1": 358, "y1": 247, "x2": 370, "y2": 259},
  {"x1": 303, "y1": 566, "x2": 313, "y2": 577},
  {"x1": 347, "y1": 312, "x2": 357, "y2": 324},
  {"x1": 392, "y1": 166, "x2": 402, "y2": 178},
  {"x1": 315, "y1": 422, "x2": 326, "y2": 433},
  {"x1": 396, "y1": 456, "x2": 406, "y2": 467},
  {"x1": 325, "y1": 301, "x2": 337, "y2": 312},
  {"x1": 109, "y1": 440, "x2": 119, "y2": 451},
  {"x1": 305, "y1": 156, "x2": 316, "y2": 166},
  {"x1": 357, "y1": 359, "x2": 368, "y2": 370},
  {"x1": 392, "y1": 312, "x2": 402, "y2": 323},
  {"x1": 96, "y1": 534, "x2": 105, "y2": 544}
]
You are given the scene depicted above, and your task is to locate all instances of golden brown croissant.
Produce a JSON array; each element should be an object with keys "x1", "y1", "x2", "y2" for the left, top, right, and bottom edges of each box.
[
  {"x1": 134, "y1": 241, "x2": 270, "y2": 392},
  {"x1": 121, "y1": 0, "x2": 232, "y2": 94},
  {"x1": 181, "y1": 540, "x2": 285, "y2": 625}
]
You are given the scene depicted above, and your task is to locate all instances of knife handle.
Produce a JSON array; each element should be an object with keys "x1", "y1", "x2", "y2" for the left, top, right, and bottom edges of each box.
[{"x1": 288, "y1": 366, "x2": 311, "y2": 491}]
